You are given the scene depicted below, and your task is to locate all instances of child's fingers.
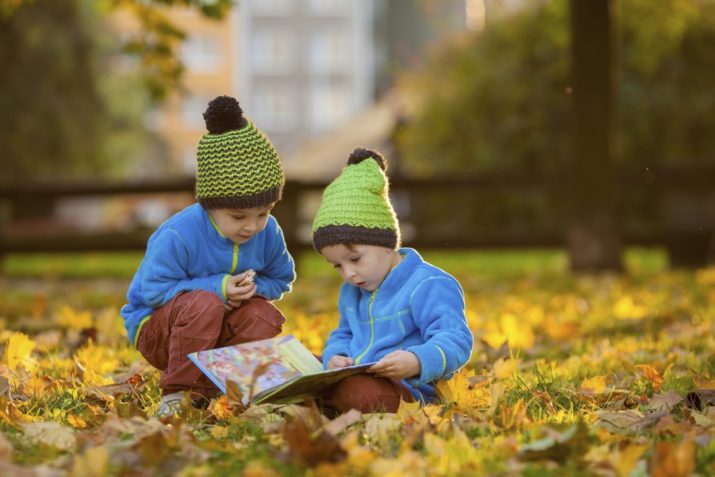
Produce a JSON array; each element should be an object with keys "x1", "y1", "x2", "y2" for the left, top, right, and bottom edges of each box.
[
  {"x1": 227, "y1": 282, "x2": 256, "y2": 298},
  {"x1": 368, "y1": 361, "x2": 388, "y2": 373}
]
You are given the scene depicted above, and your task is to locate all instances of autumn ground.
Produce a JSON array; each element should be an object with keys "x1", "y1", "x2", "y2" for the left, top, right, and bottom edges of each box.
[{"x1": 0, "y1": 248, "x2": 712, "y2": 477}]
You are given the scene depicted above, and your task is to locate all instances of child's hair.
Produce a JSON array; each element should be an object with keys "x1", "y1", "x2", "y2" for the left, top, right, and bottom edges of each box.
[
  {"x1": 312, "y1": 147, "x2": 400, "y2": 251},
  {"x1": 194, "y1": 96, "x2": 285, "y2": 210}
]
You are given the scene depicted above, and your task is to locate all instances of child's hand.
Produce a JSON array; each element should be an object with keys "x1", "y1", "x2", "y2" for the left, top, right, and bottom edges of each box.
[
  {"x1": 368, "y1": 351, "x2": 421, "y2": 380},
  {"x1": 225, "y1": 271, "x2": 256, "y2": 307},
  {"x1": 327, "y1": 355, "x2": 354, "y2": 369}
]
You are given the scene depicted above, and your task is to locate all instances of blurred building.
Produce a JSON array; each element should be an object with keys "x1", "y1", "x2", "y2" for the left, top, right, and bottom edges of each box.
[{"x1": 121, "y1": 0, "x2": 467, "y2": 180}]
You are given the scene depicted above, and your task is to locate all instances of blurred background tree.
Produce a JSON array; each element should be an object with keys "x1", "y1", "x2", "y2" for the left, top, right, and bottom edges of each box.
[
  {"x1": 397, "y1": 0, "x2": 711, "y2": 176},
  {"x1": 396, "y1": 0, "x2": 714, "y2": 270},
  {"x1": 0, "y1": 0, "x2": 232, "y2": 182}
]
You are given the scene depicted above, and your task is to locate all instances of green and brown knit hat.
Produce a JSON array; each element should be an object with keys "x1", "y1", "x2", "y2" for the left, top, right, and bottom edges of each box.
[
  {"x1": 195, "y1": 96, "x2": 284, "y2": 209},
  {"x1": 312, "y1": 148, "x2": 400, "y2": 251}
]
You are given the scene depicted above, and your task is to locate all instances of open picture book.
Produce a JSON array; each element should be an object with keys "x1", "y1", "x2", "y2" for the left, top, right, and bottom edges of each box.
[{"x1": 187, "y1": 335, "x2": 375, "y2": 406}]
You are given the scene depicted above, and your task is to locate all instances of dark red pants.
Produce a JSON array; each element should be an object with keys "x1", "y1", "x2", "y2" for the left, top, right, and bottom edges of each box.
[
  {"x1": 323, "y1": 374, "x2": 415, "y2": 415},
  {"x1": 136, "y1": 290, "x2": 286, "y2": 397}
]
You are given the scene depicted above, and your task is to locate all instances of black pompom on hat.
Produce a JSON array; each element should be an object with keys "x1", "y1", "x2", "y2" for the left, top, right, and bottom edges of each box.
[{"x1": 195, "y1": 95, "x2": 285, "y2": 209}]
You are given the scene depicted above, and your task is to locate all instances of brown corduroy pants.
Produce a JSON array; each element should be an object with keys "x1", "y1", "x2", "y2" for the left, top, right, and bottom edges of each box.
[
  {"x1": 329, "y1": 374, "x2": 414, "y2": 414},
  {"x1": 136, "y1": 290, "x2": 286, "y2": 397}
]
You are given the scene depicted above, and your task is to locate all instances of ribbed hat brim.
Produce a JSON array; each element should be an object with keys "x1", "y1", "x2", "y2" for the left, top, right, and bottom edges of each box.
[
  {"x1": 312, "y1": 224, "x2": 398, "y2": 251},
  {"x1": 198, "y1": 185, "x2": 283, "y2": 210}
]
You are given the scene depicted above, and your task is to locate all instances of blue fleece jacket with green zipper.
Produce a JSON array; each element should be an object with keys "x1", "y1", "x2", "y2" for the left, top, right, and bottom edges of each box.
[
  {"x1": 120, "y1": 203, "x2": 295, "y2": 345},
  {"x1": 321, "y1": 248, "x2": 473, "y2": 403}
]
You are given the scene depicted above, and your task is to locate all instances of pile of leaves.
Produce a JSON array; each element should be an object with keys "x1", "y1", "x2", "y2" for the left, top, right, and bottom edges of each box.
[{"x1": 0, "y1": 263, "x2": 712, "y2": 476}]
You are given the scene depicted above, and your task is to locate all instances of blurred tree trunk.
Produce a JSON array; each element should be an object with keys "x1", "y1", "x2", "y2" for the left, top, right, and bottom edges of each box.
[{"x1": 567, "y1": 0, "x2": 624, "y2": 272}]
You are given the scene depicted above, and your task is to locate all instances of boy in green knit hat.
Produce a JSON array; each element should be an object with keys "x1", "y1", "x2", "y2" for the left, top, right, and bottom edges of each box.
[
  {"x1": 312, "y1": 148, "x2": 473, "y2": 413},
  {"x1": 121, "y1": 96, "x2": 295, "y2": 416}
]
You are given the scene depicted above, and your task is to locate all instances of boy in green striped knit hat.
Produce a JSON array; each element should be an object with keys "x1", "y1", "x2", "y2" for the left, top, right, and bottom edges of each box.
[
  {"x1": 312, "y1": 148, "x2": 473, "y2": 414},
  {"x1": 121, "y1": 96, "x2": 295, "y2": 416}
]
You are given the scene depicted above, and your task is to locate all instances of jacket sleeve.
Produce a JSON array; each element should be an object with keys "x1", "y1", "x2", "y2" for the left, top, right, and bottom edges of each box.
[
  {"x1": 405, "y1": 276, "x2": 474, "y2": 386},
  {"x1": 140, "y1": 228, "x2": 228, "y2": 307},
  {"x1": 254, "y1": 217, "x2": 296, "y2": 301}
]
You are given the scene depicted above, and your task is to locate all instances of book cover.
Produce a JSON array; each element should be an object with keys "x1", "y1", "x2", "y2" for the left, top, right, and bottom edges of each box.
[{"x1": 187, "y1": 335, "x2": 374, "y2": 405}]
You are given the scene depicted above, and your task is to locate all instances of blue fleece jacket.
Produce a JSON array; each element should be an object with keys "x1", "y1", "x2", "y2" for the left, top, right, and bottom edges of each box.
[
  {"x1": 321, "y1": 248, "x2": 473, "y2": 403},
  {"x1": 121, "y1": 203, "x2": 295, "y2": 345}
]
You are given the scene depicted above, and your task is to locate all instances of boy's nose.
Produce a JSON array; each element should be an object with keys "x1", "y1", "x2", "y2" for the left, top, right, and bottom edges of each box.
[{"x1": 244, "y1": 220, "x2": 259, "y2": 233}]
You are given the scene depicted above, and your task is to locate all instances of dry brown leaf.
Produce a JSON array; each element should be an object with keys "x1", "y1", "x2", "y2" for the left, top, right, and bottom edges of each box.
[
  {"x1": 655, "y1": 414, "x2": 692, "y2": 436},
  {"x1": 685, "y1": 388, "x2": 715, "y2": 411},
  {"x1": 0, "y1": 461, "x2": 48, "y2": 477},
  {"x1": 646, "y1": 391, "x2": 684, "y2": 413},
  {"x1": 320, "y1": 408, "x2": 361, "y2": 436},
  {"x1": 23, "y1": 421, "x2": 77, "y2": 451},
  {"x1": 85, "y1": 383, "x2": 136, "y2": 402},
  {"x1": 135, "y1": 430, "x2": 171, "y2": 467},
  {"x1": 651, "y1": 433, "x2": 695, "y2": 477},
  {"x1": 596, "y1": 410, "x2": 645, "y2": 432},
  {"x1": 225, "y1": 379, "x2": 245, "y2": 406},
  {"x1": 0, "y1": 432, "x2": 12, "y2": 461},
  {"x1": 283, "y1": 416, "x2": 346, "y2": 467}
]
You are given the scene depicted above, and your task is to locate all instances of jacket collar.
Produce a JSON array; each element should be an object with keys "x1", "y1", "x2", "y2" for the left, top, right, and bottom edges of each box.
[{"x1": 197, "y1": 204, "x2": 235, "y2": 247}]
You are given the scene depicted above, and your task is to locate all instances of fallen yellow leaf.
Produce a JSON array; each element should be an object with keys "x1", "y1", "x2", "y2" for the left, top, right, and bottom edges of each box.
[
  {"x1": 580, "y1": 375, "x2": 607, "y2": 395},
  {"x1": 2, "y1": 333, "x2": 36, "y2": 372},
  {"x1": 613, "y1": 443, "x2": 649, "y2": 477},
  {"x1": 70, "y1": 445, "x2": 109, "y2": 477},
  {"x1": 56, "y1": 305, "x2": 93, "y2": 330}
]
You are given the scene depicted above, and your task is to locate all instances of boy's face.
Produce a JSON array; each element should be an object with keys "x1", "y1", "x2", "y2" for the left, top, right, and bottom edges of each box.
[
  {"x1": 209, "y1": 203, "x2": 274, "y2": 244},
  {"x1": 321, "y1": 244, "x2": 401, "y2": 291}
]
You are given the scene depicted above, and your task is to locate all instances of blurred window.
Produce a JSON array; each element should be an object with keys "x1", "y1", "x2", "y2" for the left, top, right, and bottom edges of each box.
[
  {"x1": 181, "y1": 35, "x2": 221, "y2": 72},
  {"x1": 252, "y1": 0, "x2": 295, "y2": 15},
  {"x1": 182, "y1": 148, "x2": 197, "y2": 175},
  {"x1": 143, "y1": 107, "x2": 161, "y2": 131},
  {"x1": 309, "y1": 0, "x2": 350, "y2": 15},
  {"x1": 181, "y1": 95, "x2": 210, "y2": 129},
  {"x1": 308, "y1": 28, "x2": 349, "y2": 72},
  {"x1": 252, "y1": 28, "x2": 296, "y2": 73},
  {"x1": 253, "y1": 86, "x2": 298, "y2": 132},
  {"x1": 309, "y1": 82, "x2": 351, "y2": 131}
]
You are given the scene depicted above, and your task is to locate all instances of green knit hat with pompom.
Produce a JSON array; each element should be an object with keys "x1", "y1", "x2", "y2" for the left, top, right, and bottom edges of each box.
[
  {"x1": 195, "y1": 95, "x2": 284, "y2": 209},
  {"x1": 312, "y1": 148, "x2": 400, "y2": 251}
]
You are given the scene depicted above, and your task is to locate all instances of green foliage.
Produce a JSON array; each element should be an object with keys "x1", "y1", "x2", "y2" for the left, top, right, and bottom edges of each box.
[
  {"x1": 0, "y1": 0, "x2": 232, "y2": 182},
  {"x1": 397, "y1": 0, "x2": 715, "y2": 175},
  {"x1": 0, "y1": 0, "x2": 105, "y2": 180}
]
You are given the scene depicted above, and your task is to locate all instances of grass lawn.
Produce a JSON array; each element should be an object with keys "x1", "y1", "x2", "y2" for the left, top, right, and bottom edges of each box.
[
  {"x1": 0, "y1": 246, "x2": 668, "y2": 279},
  {"x1": 0, "y1": 248, "x2": 712, "y2": 476}
]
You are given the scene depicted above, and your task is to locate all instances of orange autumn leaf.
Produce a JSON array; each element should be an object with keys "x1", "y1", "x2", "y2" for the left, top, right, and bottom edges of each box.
[
  {"x1": 208, "y1": 395, "x2": 237, "y2": 420},
  {"x1": 636, "y1": 364, "x2": 663, "y2": 392}
]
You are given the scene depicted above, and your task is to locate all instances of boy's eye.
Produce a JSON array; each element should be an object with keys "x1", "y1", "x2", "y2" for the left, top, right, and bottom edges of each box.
[
  {"x1": 349, "y1": 256, "x2": 360, "y2": 263},
  {"x1": 333, "y1": 264, "x2": 342, "y2": 269}
]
